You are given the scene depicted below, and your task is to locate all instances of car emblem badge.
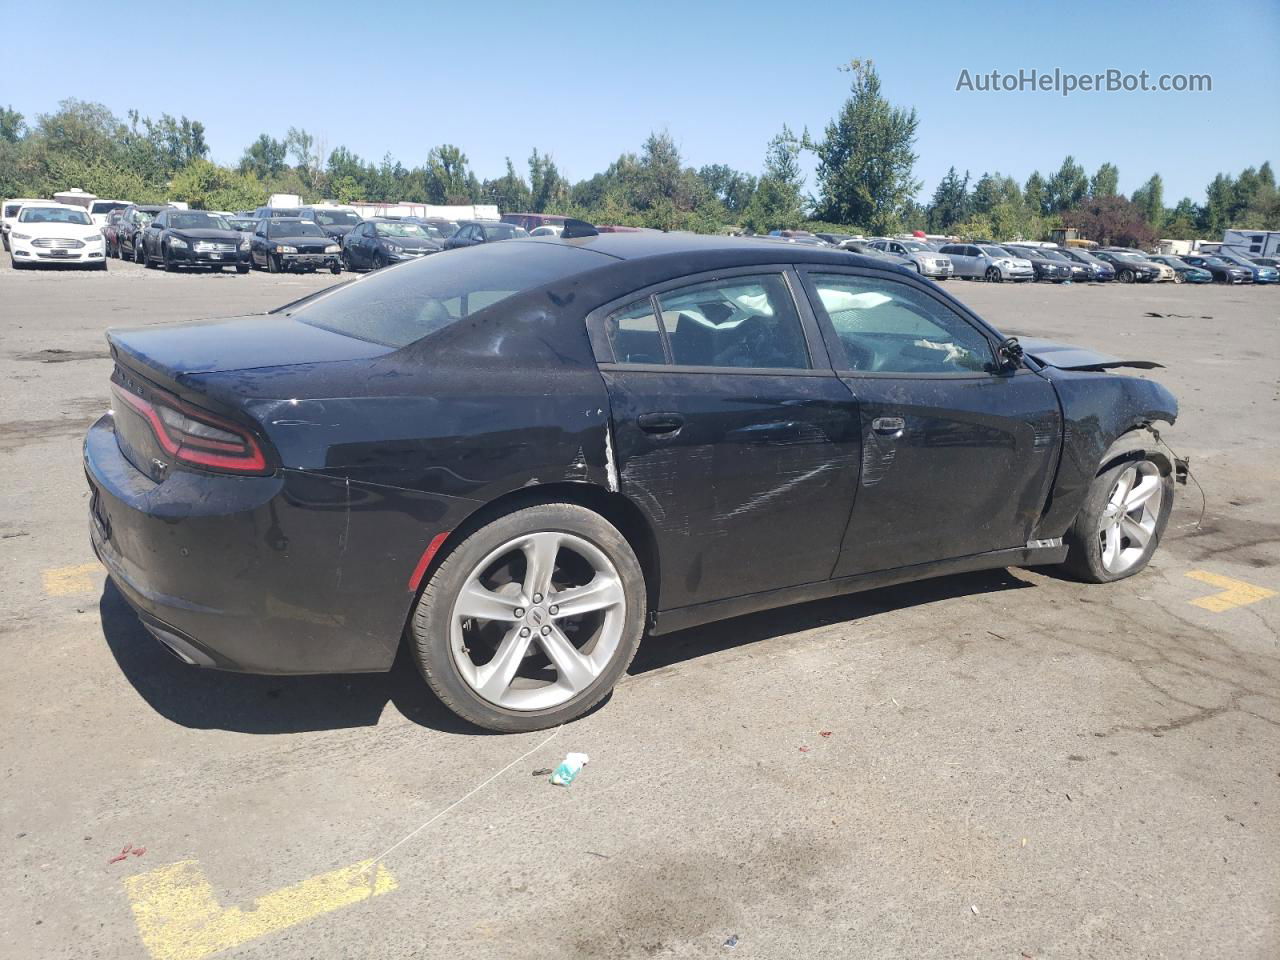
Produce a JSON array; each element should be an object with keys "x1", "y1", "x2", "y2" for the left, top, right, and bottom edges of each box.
[{"x1": 529, "y1": 608, "x2": 545, "y2": 626}]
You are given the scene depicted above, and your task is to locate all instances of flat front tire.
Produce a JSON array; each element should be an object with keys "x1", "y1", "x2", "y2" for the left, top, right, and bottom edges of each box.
[
  {"x1": 1060, "y1": 442, "x2": 1173, "y2": 583},
  {"x1": 411, "y1": 503, "x2": 646, "y2": 732}
]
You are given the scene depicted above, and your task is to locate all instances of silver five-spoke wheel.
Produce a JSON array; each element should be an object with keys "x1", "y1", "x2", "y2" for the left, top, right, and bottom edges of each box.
[
  {"x1": 450, "y1": 531, "x2": 626, "y2": 711},
  {"x1": 1097, "y1": 461, "x2": 1163, "y2": 575}
]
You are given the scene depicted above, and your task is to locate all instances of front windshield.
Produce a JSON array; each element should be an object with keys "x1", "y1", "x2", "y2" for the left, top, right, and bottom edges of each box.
[
  {"x1": 375, "y1": 222, "x2": 430, "y2": 239},
  {"x1": 428, "y1": 220, "x2": 459, "y2": 238},
  {"x1": 170, "y1": 212, "x2": 231, "y2": 231},
  {"x1": 315, "y1": 210, "x2": 360, "y2": 226},
  {"x1": 268, "y1": 221, "x2": 327, "y2": 238},
  {"x1": 229, "y1": 218, "x2": 256, "y2": 231},
  {"x1": 1198, "y1": 257, "x2": 1227, "y2": 266},
  {"x1": 980, "y1": 245, "x2": 1013, "y2": 258},
  {"x1": 1111, "y1": 252, "x2": 1145, "y2": 262},
  {"x1": 19, "y1": 207, "x2": 91, "y2": 225},
  {"x1": 899, "y1": 240, "x2": 930, "y2": 252},
  {"x1": 1160, "y1": 257, "x2": 1190, "y2": 269},
  {"x1": 90, "y1": 201, "x2": 128, "y2": 215},
  {"x1": 289, "y1": 241, "x2": 603, "y2": 348}
]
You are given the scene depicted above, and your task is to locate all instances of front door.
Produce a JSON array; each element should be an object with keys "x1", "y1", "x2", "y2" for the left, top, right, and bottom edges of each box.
[
  {"x1": 799, "y1": 268, "x2": 1061, "y2": 577},
  {"x1": 595, "y1": 268, "x2": 862, "y2": 609}
]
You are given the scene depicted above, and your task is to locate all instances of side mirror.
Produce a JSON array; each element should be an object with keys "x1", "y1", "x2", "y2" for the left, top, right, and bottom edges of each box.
[{"x1": 997, "y1": 336, "x2": 1024, "y2": 371}]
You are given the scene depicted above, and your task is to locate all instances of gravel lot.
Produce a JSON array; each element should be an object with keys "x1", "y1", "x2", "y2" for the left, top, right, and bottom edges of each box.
[{"x1": 1, "y1": 256, "x2": 1277, "y2": 960}]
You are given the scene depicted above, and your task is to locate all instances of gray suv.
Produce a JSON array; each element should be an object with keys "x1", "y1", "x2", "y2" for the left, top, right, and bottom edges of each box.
[
  {"x1": 867, "y1": 238, "x2": 953, "y2": 279},
  {"x1": 937, "y1": 243, "x2": 1035, "y2": 282}
]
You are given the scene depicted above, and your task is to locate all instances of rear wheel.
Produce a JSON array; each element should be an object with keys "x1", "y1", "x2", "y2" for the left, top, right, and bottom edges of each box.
[
  {"x1": 1061, "y1": 444, "x2": 1173, "y2": 583},
  {"x1": 411, "y1": 503, "x2": 646, "y2": 732}
]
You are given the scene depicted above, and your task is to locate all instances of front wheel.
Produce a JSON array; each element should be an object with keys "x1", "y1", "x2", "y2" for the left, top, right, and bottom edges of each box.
[
  {"x1": 267, "y1": 253, "x2": 280, "y2": 274},
  {"x1": 1060, "y1": 447, "x2": 1173, "y2": 583},
  {"x1": 236, "y1": 264, "x2": 249, "y2": 275},
  {"x1": 1119, "y1": 268, "x2": 1135, "y2": 284},
  {"x1": 411, "y1": 503, "x2": 646, "y2": 732},
  {"x1": 985, "y1": 266, "x2": 1002, "y2": 283},
  {"x1": 1173, "y1": 271, "x2": 1185, "y2": 284}
]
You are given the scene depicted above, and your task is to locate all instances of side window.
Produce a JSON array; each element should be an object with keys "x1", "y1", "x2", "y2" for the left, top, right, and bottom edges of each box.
[
  {"x1": 810, "y1": 273, "x2": 995, "y2": 376},
  {"x1": 606, "y1": 299, "x2": 665, "y2": 365},
  {"x1": 154, "y1": 212, "x2": 166, "y2": 228},
  {"x1": 656, "y1": 274, "x2": 809, "y2": 370}
]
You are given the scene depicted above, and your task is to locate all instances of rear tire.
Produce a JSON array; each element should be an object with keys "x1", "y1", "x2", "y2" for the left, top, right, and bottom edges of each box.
[
  {"x1": 1060, "y1": 438, "x2": 1173, "y2": 584},
  {"x1": 411, "y1": 503, "x2": 646, "y2": 732}
]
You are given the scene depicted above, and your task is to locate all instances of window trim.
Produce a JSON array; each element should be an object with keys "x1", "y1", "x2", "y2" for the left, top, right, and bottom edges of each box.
[
  {"x1": 588, "y1": 265, "x2": 835, "y2": 376},
  {"x1": 796, "y1": 265, "x2": 1022, "y2": 381}
]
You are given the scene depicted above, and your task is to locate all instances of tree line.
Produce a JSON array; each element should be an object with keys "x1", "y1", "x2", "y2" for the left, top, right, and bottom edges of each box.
[{"x1": 1, "y1": 61, "x2": 1276, "y2": 243}]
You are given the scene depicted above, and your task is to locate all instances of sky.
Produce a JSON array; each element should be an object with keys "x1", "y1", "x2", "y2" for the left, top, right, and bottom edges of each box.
[{"x1": 3, "y1": 0, "x2": 1278, "y2": 204}]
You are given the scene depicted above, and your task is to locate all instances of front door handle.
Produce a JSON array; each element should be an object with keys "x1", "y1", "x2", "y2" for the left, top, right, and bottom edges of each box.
[
  {"x1": 637, "y1": 412, "x2": 685, "y2": 435},
  {"x1": 871, "y1": 416, "x2": 905, "y2": 437}
]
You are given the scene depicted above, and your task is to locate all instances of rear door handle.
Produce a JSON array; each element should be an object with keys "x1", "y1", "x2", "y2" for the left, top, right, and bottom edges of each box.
[
  {"x1": 636, "y1": 412, "x2": 685, "y2": 435},
  {"x1": 871, "y1": 416, "x2": 905, "y2": 437}
]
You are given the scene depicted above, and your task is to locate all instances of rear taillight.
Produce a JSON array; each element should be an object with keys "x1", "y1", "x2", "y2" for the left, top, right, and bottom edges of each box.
[{"x1": 111, "y1": 382, "x2": 269, "y2": 475}]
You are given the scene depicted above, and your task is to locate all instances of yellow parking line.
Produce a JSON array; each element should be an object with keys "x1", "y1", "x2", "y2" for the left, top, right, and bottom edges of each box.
[
  {"x1": 125, "y1": 858, "x2": 397, "y2": 960},
  {"x1": 1185, "y1": 570, "x2": 1276, "y2": 613},
  {"x1": 41, "y1": 562, "x2": 100, "y2": 596}
]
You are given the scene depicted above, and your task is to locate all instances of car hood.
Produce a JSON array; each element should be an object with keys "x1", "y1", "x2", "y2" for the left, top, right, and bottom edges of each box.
[
  {"x1": 108, "y1": 313, "x2": 394, "y2": 381},
  {"x1": 169, "y1": 228, "x2": 241, "y2": 241},
  {"x1": 1018, "y1": 337, "x2": 1163, "y2": 371},
  {"x1": 267, "y1": 234, "x2": 335, "y2": 246},
  {"x1": 14, "y1": 221, "x2": 99, "y2": 238}
]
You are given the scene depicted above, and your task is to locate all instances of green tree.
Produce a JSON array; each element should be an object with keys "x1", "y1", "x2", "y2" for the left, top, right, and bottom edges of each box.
[
  {"x1": 240, "y1": 134, "x2": 287, "y2": 179},
  {"x1": 1045, "y1": 155, "x2": 1088, "y2": 213},
  {"x1": 528, "y1": 149, "x2": 567, "y2": 212},
  {"x1": 169, "y1": 158, "x2": 264, "y2": 211},
  {"x1": 969, "y1": 171, "x2": 1021, "y2": 215},
  {"x1": 742, "y1": 126, "x2": 805, "y2": 233},
  {"x1": 425, "y1": 144, "x2": 474, "y2": 203},
  {"x1": 1130, "y1": 174, "x2": 1165, "y2": 232},
  {"x1": 0, "y1": 105, "x2": 25, "y2": 143},
  {"x1": 1024, "y1": 171, "x2": 1048, "y2": 216},
  {"x1": 483, "y1": 158, "x2": 532, "y2": 211},
  {"x1": 1089, "y1": 162, "x2": 1120, "y2": 198},
  {"x1": 812, "y1": 59, "x2": 920, "y2": 232},
  {"x1": 697, "y1": 164, "x2": 757, "y2": 217},
  {"x1": 927, "y1": 167, "x2": 970, "y2": 231}
]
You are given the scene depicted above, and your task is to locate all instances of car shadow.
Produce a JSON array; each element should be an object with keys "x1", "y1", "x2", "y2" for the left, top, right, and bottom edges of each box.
[
  {"x1": 628, "y1": 568, "x2": 1033, "y2": 675},
  {"x1": 101, "y1": 568, "x2": 1033, "y2": 736}
]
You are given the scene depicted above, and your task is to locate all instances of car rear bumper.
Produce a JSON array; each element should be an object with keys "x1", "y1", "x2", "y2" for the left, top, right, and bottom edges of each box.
[{"x1": 83, "y1": 413, "x2": 455, "y2": 674}]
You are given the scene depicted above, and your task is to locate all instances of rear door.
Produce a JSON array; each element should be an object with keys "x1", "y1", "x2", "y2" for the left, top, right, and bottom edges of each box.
[
  {"x1": 798, "y1": 267, "x2": 1061, "y2": 577},
  {"x1": 591, "y1": 267, "x2": 862, "y2": 609}
]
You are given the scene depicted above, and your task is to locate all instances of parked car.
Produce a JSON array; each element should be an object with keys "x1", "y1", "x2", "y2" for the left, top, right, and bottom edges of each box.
[
  {"x1": 341, "y1": 218, "x2": 443, "y2": 271},
  {"x1": 1093, "y1": 251, "x2": 1161, "y2": 284},
  {"x1": 1004, "y1": 245, "x2": 1073, "y2": 283},
  {"x1": 1250, "y1": 256, "x2": 1280, "y2": 269},
  {"x1": 502, "y1": 213, "x2": 567, "y2": 232},
  {"x1": 402, "y1": 217, "x2": 458, "y2": 243},
  {"x1": 1057, "y1": 247, "x2": 1116, "y2": 281},
  {"x1": 140, "y1": 209, "x2": 250, "y2": 273},
  {"x1": 8, "y1": 203, "x2": 107, "y2": 269},
  {"x1": 1214, "y1": 250, "x2": 1279, "y2": 284},
  {"x1": 937, "y1": 242, "x2": 1035, "y2": 282},
  {"x1": 226, "y1": 216, "x2": 259, "y2": 244},
  {"x1": 116, "y1": 204, "x2": 170, "y2": 262},
  {"x1": 529, "y1": 224, "x2": 564, "y2": 238},
  {"x1": 84, "y1": 232, "x2": 1179, "y2": 731},
  {"x1": 443, "y1": 220, "x2": 530, "y2": 249},
  {"x1": 814, "y1": 232, "x2": 854, "y2": 245},
  {"x1": 1106, "y1": 249, "x2": 1176, "y2": 282},
  {"x1": 1144, "y1": 255, "x2": 1214, "y2": 284},
  {"x1": 251, "y1": 205, "x2": 304, "y2": 221},
  {"x1": 1179, "y1": 254, "x2": 1251, "y2": 284},
  {"x1": 838, "y1": 239, "x2": 914, "y2": 268},
  {"x1": 1033, "y1": 246, "x2": 1094, "y2": 282},
  {"x1": 102, "y1": 209, "x2": 128, "y2": 258},
  {"x1": 2, "y1": 198, "x2": 58, "y2": 251},
  {"x1": 867, "y1": 238, "x2": 954, "y2": 280},
  {"x1": 249, "y1": 218, "x2": 342, "y2": 273},
  {"x1": 298, "y1": 205, "x2": 362, "y2": 244},
  {"x1": 87, "y1": 199, "x2": 130, "y2": 228}
]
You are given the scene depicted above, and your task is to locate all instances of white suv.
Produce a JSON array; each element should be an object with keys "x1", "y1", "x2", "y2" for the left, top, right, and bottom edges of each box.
[{"x1": 8, "y1": 203, "x2": 107, "y2": 270}]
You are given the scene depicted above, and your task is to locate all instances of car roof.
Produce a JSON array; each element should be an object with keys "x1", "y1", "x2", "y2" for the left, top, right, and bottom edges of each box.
[{"x1": 540, "y1": 231, "x2": 879, "y2": 268}]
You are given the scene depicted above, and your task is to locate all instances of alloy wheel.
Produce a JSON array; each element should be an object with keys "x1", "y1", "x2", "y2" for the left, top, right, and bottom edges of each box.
[
  {"x1": 450, "y1": 530, "x2": 626, "y2": 711},
  {"x1": 1097, "y1": 461, "x2": 1162, "y2": 575}
]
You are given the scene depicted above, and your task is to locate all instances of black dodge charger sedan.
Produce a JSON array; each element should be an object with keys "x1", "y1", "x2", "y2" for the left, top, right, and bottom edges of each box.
[
  {"x1": 249, "y1": 217, "x2": 343, "y2": 273},
  {"x1": 85, "y1": 232, "x2": 1178, "y2": 731},
  {"x1": 140, "y1": 209, "x2": 251, "y2": 273}
]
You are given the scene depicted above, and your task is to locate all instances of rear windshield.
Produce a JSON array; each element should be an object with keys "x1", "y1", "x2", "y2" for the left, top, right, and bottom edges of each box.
[
  {"x1": 288, "y1": 242, "x2": 605, "y2": 347},
  {"x1": 90, "y1": 201, "x2": 128, "y2": 214}
]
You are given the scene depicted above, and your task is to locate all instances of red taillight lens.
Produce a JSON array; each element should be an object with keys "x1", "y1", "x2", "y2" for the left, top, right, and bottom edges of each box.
[{"x1": 111, "y1": 383, "x2": 269, "y2": 475}]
